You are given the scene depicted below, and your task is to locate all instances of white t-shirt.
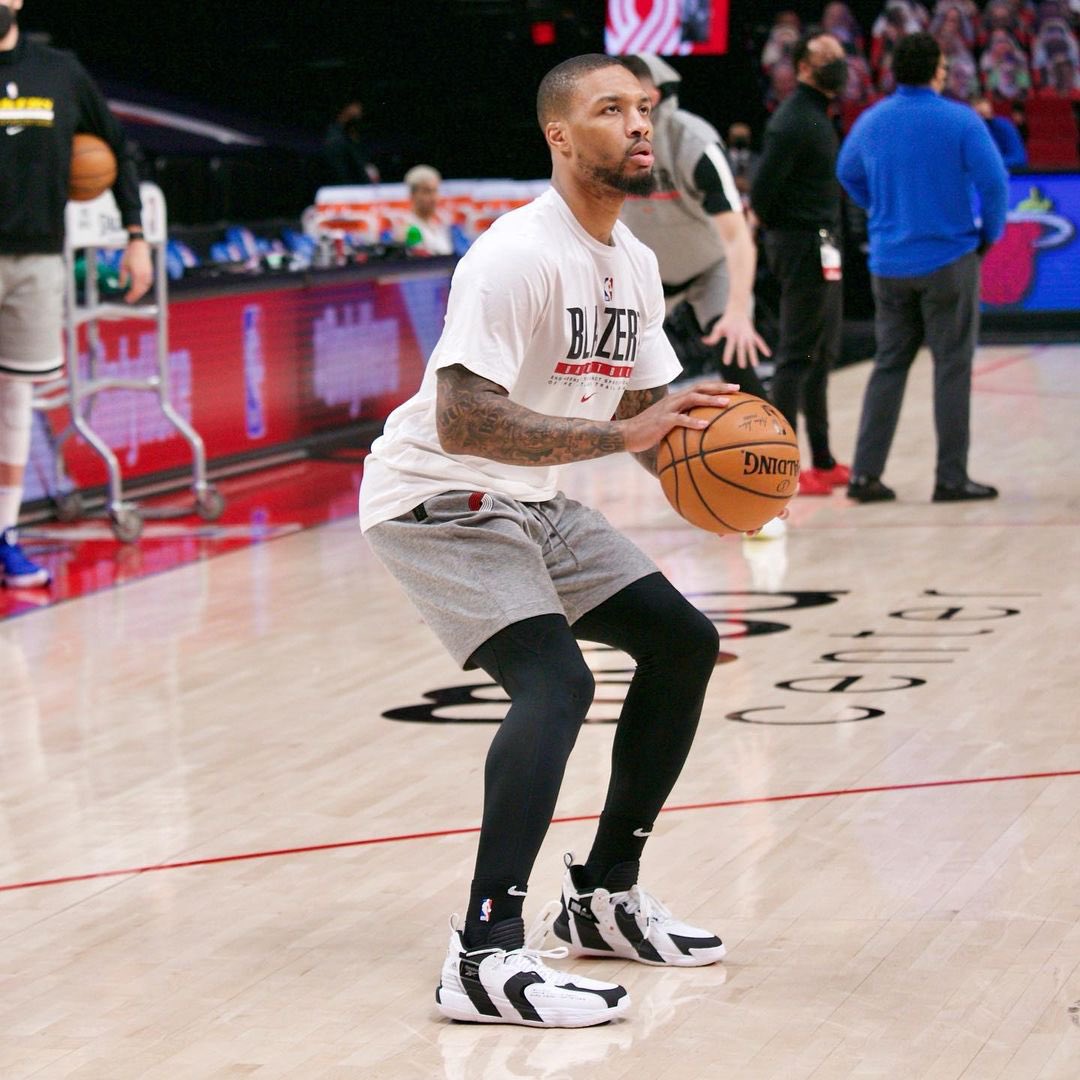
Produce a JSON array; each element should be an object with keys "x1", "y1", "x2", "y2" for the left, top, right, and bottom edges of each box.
[{"x1": 359, "y1": 187, "x2": 681, "y2": 531}]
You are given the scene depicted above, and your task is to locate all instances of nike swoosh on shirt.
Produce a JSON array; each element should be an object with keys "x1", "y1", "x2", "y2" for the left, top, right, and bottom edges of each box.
[
  {"x1": 580, "y1": 392, "x2": 596, "y2": 402},
  {"x1": 633, "y1": 828, "x2": 652, "y2": 838},
  {"x1": 6, "y1": 127, "x2": 26, "y2": 136},
  {"x1": 507, "y1": 885, "x2": 528, "y2": 896}
]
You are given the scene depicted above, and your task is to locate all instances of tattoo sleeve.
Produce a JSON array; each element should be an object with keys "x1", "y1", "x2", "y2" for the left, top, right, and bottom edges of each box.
[
  {"x1": 615, "y1": 385, "x2": 669, "y2": 475},
  {"x1": 436, "y1": 365, "x2": 626, "y2": 465}
]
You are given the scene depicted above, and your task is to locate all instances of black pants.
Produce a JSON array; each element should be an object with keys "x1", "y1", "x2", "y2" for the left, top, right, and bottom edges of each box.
[
  {"x1": 466, "y1": 573, "x2": 719, "y2": 914},
  {"x1": 853, "y1": 251, "x2": 981, "y2": 488},
  {"x1": 763, "y1": 229, "x2": 843, "y2": 469}
]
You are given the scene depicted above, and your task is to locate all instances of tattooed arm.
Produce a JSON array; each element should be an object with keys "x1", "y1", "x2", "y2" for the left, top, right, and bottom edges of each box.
[
  {"x1": 436, "y1": 365, "x2": 739, "y2": 467},
  {"x1": 615, "y1": 386, "x2": 669, "y2": 475}
]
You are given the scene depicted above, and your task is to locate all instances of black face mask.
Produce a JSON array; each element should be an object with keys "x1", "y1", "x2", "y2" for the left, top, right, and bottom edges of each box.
[
  {"x1": 0, "y1": 7, "x2": 15, "y2": 38},
  {"x1": 814, "y1": 58, "x2": 849, "y2": 94},
  {"x1": 729, "y1": 137, "x2": 750, "y2": 150}
]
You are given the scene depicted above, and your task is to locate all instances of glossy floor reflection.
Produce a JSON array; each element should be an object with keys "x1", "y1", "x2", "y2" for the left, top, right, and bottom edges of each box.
[
  {"x1": 0, "y1": 347, "x2": 1078, "y2": 1079},
  {"x1": 1, "y1": 455, "x2": 365, "y2": 621}
]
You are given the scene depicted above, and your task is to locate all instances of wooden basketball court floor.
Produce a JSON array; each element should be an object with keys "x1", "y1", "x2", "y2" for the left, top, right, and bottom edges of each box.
[{"x1": 1, "y1": 344, "x2": 1077, "y2": 1079}]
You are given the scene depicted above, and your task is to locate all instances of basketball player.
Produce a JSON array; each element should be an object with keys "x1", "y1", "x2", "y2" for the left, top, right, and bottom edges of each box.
[
  {"x1": 360, "y1": 54, "x2": 735, "y2": 1028},
  {"x1": 0, "y1": 0, "x2": 151, "y2": 587}
]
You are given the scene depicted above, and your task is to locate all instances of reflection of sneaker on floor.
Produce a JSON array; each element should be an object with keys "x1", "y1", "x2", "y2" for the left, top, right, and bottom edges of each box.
[
  {"x1": 745, "y1": 516, "x2": 786, "y2": 541},
  {"x1": 436, "y1": 909, "x2": 630, "y2": 1028},
  {"x1": 741, "y1": 532, "x2": 789, "y2": 591},
  {"x1": 0, "y1": 528, "x2": 51, "y2": 588},
  {"x1": 551, "y1": 856, "x2": 725, "y2": 967}
]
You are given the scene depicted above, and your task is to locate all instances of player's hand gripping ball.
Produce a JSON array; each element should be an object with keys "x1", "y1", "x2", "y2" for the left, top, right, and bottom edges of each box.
[{"x1": 658, "y1": 392, "x2": 800, "y2": 534}]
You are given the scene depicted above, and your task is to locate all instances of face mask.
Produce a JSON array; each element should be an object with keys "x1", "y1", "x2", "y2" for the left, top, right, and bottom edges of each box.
[
  {"x1": 729, "y1": 137, "x2": 750, "y2": 150},
  {"x1": 814, "y1": 58, "x2": 849, "y2": 94},
  {"x1": 0, "y1": 7, "x2": 14, "y2": 38}
]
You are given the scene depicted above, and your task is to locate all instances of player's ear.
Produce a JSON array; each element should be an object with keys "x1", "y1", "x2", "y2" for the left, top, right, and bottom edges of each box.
[{"x1": 545, "y1": 120, "x2": 570, "y2": 156}]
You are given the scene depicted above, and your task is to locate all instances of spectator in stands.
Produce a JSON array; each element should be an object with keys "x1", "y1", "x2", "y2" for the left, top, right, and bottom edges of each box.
[
  {"x1": 822, "y1": 3, "x2": 866, "y2": 55},
  {"x1": 321, "y1": 101, "x2": 380, "y2": 187},
  {"x1": 1032, "y1": 18, "x2": 1080, "y2": 88},
  {"x1": 726, "y1": 122, "x2": 758, "y2": 199},
  {"x1": 937, "y1": 0, "x2": 983, "y2": 35},
  {"x1": 838, "y1": 32, "x2": 1008, "y2": 505},
  {"x1": 931, "y1": 3, "x2": 977, "y2": 49},
  {"x1": 980, "y1": 1, "x2": 1032, "y2": 49},
  {"x1": 399, "y1": 165, "x2": 454, "y2": 256},
  {"x1": 944, "y1": 49, "x2": 981, "y2": 99},
  {"x1": 935, "y1": 19, "x2": 981, "y2": 99},
  {"x1": 981, "y1": 29, "x2": 1033, "y2": 99},
  {"x1": 767, "y1": 60, "x2": 799, "y2": 112},
  {"x1": 1034, "y1": 0, "x2": 1072, "y2": 26},
  {"x1": 972, "y1": 94, "x2": 1029, "y2": 166},
  {"x1": 839, "y1": 53, "x2": 879, "y2": 131},
  {"x1": 872, "y1": 2, "x2": 926, "y2": 90},
  {"x1": 0, "y1": 0, "x2": 152, "y2": 588},
  {"x1": 761, "y1": 11, "x2": 802, "y2": 75}
]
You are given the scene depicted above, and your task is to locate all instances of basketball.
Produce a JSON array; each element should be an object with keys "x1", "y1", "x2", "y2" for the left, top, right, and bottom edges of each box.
[
  {"x1": 69, "y1": 133, "x2": 117, "y2": 202},
  {"x1": 657, "y1": 392, "x2": 800, "y2": 535}
]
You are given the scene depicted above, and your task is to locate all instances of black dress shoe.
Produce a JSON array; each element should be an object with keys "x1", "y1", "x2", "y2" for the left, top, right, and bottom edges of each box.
[
  {"x1": 847, "y1": 475, "x2": 896, "y2": 503},
  {"x1": 931, "y1": 480, "x2": 998, "y2": 502}
]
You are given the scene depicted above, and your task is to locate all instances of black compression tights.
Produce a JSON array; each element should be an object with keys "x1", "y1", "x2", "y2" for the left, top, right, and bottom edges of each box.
[{"x1": 464, "y1": 573, "x2": 719, "y2": 940}]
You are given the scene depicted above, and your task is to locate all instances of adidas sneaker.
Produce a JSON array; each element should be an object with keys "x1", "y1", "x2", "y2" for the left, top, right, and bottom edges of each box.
[
  {"x1": 435, "y1": 908, "x2": 630, "y2": 1028},
  {"x1": 551, "y1": 856, "x2": 726, "y2": 967},
  {"x1": 0, "y1": 528, "x2": 51, "y2": 588}
]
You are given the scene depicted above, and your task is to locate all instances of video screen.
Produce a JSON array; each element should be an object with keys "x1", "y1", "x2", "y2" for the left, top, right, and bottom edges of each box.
[{"x1": 605, "y1": 0, "x2": 730, "y2": 57}]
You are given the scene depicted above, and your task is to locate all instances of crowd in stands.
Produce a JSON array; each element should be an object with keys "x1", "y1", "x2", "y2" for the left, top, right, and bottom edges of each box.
[{"x1": 760, "y1": 1, "x2": 1080, "y2": 163}]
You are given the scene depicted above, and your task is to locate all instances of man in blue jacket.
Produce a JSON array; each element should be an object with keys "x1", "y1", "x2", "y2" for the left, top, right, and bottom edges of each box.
[{"x1": 837, "y1": 32, "x2": 1009, "y2": 503}]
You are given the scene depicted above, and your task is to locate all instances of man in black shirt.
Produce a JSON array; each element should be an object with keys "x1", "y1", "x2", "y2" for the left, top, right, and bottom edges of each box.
[
  {"x1": 751, "y1": 29, "x2": 850, "y2": 498},
  {"x1": 0, "y1": 0, "x2": 151, "y2": 586}
]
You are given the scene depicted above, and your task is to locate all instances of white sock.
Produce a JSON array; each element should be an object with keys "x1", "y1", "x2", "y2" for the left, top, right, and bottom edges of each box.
[{"x1": 0, "y1": 484, "x2": 23, "y2": 534}]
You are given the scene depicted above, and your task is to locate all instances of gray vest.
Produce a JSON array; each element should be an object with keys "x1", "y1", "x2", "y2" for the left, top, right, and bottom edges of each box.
[{"x1": 620, "y1": 96, "x2": 727, "y2": 286}]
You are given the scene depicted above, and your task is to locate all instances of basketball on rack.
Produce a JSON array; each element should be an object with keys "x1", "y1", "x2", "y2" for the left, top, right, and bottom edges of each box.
[
  {"x1": 69, "y1": 134, "x2": 117, "y2": 202},
  {"x1": 658, "y1": 392, "x2": 800, "y2": 535}
]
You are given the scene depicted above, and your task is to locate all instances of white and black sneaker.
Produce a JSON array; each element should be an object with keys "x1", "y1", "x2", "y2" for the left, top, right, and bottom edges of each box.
[
  {"x1": 551, "y1": 855, "x2": 726, "y2": 967},
  {"x1": 435, "y1": 907, "x2": 630, "y2": 1028}
]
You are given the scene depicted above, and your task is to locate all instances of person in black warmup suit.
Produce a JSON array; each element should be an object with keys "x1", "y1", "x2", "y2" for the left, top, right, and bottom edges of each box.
[{"x1": 751, "y1": 29, "x2": 851, "y2": 498}]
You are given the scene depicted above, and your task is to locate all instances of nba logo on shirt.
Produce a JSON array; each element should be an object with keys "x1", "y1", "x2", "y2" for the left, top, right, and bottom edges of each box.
[
  {"x1": 479, "y1": 898, "x2": 492, "y2": 923},
  {"x1": 603, "y1": 276, "x2": 614, "y2": 302}
]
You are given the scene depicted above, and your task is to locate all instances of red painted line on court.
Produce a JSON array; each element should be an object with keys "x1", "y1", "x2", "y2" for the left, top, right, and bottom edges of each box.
[
  {"x1": 2, "y1": 768, "x2": 1077, "y2": 894},
  {"x1": 972, "y1": 352, "x2": 1040, "y2": 378}
]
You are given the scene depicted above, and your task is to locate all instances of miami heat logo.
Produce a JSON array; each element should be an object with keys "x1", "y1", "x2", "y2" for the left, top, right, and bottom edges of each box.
[{"x1": 982, "y1": 187, "x2": 1075, "y2": 307}]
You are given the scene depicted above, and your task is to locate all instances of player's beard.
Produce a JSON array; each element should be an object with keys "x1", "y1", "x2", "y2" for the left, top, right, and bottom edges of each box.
[{"x1": 587, "y1": 159, "x2": 656, "y2": 198}]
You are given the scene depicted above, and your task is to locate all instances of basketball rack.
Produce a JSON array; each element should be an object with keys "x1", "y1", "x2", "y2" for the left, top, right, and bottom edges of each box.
[{"x1": 32, "y1": 182, "x2": 223, "y2": 542}]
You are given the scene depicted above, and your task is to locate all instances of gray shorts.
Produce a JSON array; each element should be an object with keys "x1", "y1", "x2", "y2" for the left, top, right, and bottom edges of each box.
[
  {"x1": 0, "y1": 254, "x2": 65, "y2": 380},
  {"x1": 365, "y1": 490, "x2": 659, "y2": 668}
]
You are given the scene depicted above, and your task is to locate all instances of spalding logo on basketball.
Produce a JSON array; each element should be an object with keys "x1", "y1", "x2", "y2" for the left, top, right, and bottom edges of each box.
[{"x1": 658, "y1": 392, "x2": 801, "y2": 535}]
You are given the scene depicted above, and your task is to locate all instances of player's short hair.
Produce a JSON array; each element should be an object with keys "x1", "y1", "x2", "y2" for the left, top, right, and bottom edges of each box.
[
  {"x1": 404, "y1": 164, "x2": 441, "y2": 190},
  {"x1": 536, "y1": 53, "x2": 626, "y2": 128},
  {"x1": 893, "y1": 32, "x2": 943, "y2": 86}
]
